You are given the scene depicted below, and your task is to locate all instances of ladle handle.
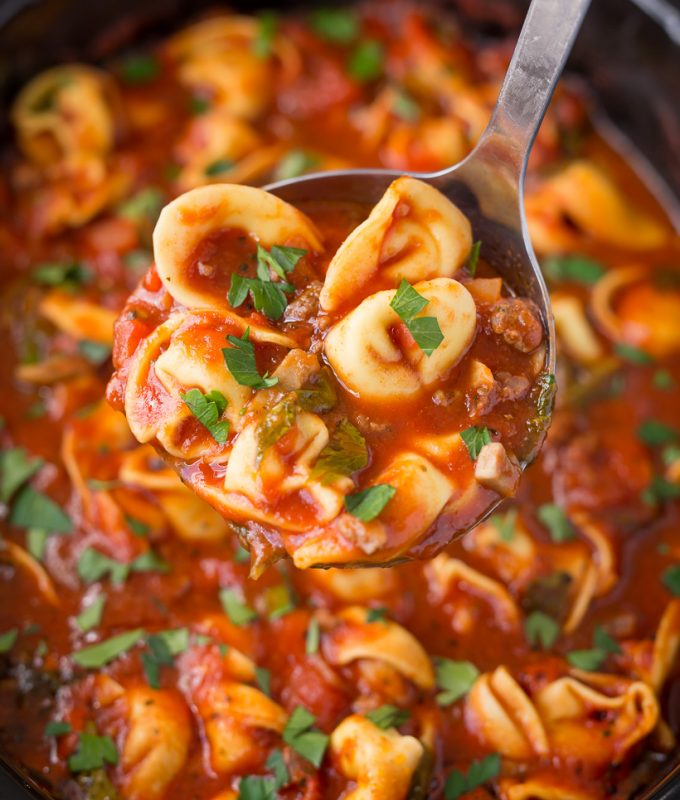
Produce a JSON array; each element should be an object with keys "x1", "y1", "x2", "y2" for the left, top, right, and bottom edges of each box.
[{"x1": 480, "y1": 0, "x2": 591, "y2": 172}]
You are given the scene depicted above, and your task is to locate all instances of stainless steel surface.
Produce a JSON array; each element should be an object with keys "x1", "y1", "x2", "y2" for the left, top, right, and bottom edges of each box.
[{"x1": 267, "y1": 0, "x2": 593, "y2": 401}]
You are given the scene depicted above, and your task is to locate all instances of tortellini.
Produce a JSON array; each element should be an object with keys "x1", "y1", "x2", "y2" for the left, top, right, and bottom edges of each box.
[
  {"x1": 325, "y1": 278, "x2": 476, "y2": 402},
  {"x1": 330, "y1": 714, "x2": 424, "y2": 800},
  {"x1": 320, "y1": 176, "x2": 472, "y2": 311},
  {"x1": 11, "y1": 64, "x2": 119, "y2": 169},
  {"x1": 153, "y1": 183, "x2": 322, "y2": 312}
]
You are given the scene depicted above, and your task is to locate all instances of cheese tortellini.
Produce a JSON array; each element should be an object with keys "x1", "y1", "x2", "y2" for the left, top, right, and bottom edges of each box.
[{"x1": 320, "y1": 176, "x2": 472, "y2": 311}]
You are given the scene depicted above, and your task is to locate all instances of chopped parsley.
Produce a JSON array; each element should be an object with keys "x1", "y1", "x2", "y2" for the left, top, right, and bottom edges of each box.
[
  {"x1": 0, "y1": 447, "x2": 43, "y2": 503},
  {"x1": 45, "y1": 720, "x2": 72, "y2": 737},
  {"x1": 142, "y1": 632, "x2": 175, "y2": 689},
  {"x1": 567, "y1": 624, "x2": 621, "y2": 671},
  {"x1": 68, "y1": 732, "x2": 118, "y2": 772},
  {"x1": 305, "y1": 617, "x2": 320, "y2": 655},
  {"x1": 637, "y1": 419, "x2": 678, "y2": 447},
  {"x1": 223, "y1": 328, "x2": 278, "y2": 389},
  {"x1": 252, "y1": 11, "x2": 279, "y2": 58},
  {"x1": 312, "y1": 419, "x2": 368, "y2": 484},
  {"x1": 653, "y1": 369, "x2": 675, "y2": 391},
  {"x1": 234, "y1": 545, "x2": 251, "y2": 564},
  {"x1": 229, "y1": 272, "x2": 293, "y2": 320},
  {"x1": 435, "y1": 659, "x2": 479, "y2": 706},
  {"x1": 392, "y1": 88, "x2": 420, "y2": 122},
  {"x1": 466, "y1": 241, "x2": 482, "y2": 277},
  {"x1": 181, "y1": 388, "x2": 230, "y2": 444},
  {"x1": 642, "y1": 476, "x2": 680, "y2": 505},
  {"x1": 219, "y1": 588, "x2": 258, "y2": 625},
  {"x1": 0, "y1": 628, "x2": 18, "y2": 653},
  {"x1": 524, "y1": 610, "x2": 560, "y2": 649},
  {"x1": 662, "y1": 565, "x2": 680, "y2": 596},
  {"x1": 282, "y1": 706, "x2": 329, "y2": 767},
  {"x1": 309, "y1": 8, "x2": 359, "y2": 42},
  {"x1": 72, "y1": 628, "x2": 145, "y2": 668},
  {"x1": 32, "y1": 261, "x2": 90, "y2": 291},
  {"x1": 490, "y1": 507, "x2": 517, "y2": 541},
  {"x1": 537, "y1": 503, "x2": 575, "y2": 543},
  {"x1": 75, "y1": 595, "x2": 106, "y2": 632},
  {"x1": 444, "y1": 753, "x2": 501, "y2": 799},
  {"x1": 460, "y1": 426, "x2": 492, "y2": 460},
  {"x1": 204, "y1": 158, "x2": 235, "y2": 177},
  {"x1": 274, "y1": 149, "x2": 320, "y2": 181},
  {"x1": 77, "y1": 547, "x2": 167, "y2": 585},
  {"x1": 78, "y1": 340, "x2": 112, "y2": 365},
  {"x1": 541, "y1": 254, "x2": 605, "y2": 285},
  {"x1": 265, "y1": 749, "x2": 289, "y2": 789},
  {"x1": 117, "y1": 187, "x2": 164, "y2": 224},
  {"x1": 9, "y1": 486, "x2": 72, "y2": 534},
  {"x1": 256, "y1": 396, "x2": 298, "y2": 461},
  {"x1": 348, "y1": 39, "x2": 384, "y2": 82},
  {"x1": 615, "y1": 343, "x2": 654, "y2": 365},
  {"x1": 119, "y1": 54, "x2": 159, "y2": 84},
  {"x1": 390, "y1": 279, "x2": 444, "y2": 356},
  {"x1": 255, "y1": 666, "x2": 272, "y2": 696},
  {"x1": 238, "y1": 775, "x2": 277, "y2": 800},
  {"x1": 365, "y1": 704, "x2": 411, "y2": 729},
  {"x1": 344, "y1": 484, "x2": 396, "y2": 521},
  {"x1": 125, "y1": 515, "x2": 150, "y2": 537},
  {"x1": 297, "y1": 367, "x2": 337, "y2": 413},
  {"x1": 366, "y1": 607, "x2": 388, "y2": 622},
  {"x1": 265, "y1": 584, "x2": 296, "y2": 620}
]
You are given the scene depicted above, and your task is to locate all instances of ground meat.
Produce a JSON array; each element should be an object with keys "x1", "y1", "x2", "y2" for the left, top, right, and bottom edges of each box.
[
  {"x1": 353, "y1": 413, "x2": 393, "y2": 435},
  {"x1": 284, "y1": 280, "x2": 322, "y2": 323},
  {"x1": 496, "y1": 372, "x2": 531, "y2": 402},
  {"x1": 488, "y1": 298, "x2": 544, "y2": 353}
]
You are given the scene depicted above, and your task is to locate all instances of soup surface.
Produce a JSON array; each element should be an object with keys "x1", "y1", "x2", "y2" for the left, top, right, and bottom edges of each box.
[{"x1": 0, "y1": 3, "x2": 679, "y2": 800}]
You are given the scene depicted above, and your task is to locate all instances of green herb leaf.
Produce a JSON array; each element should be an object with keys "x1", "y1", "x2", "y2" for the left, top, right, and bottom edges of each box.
[
  {"x1": 234, "y1": 545, "x2": 251, "y2": 564},
  {"x1": 75, "y1": 595, "x2": 106, "y2": 632},
  {"x1": 566, "y1": 647, "x2": 606, "y2": 671},
  {"x1": 282, "y1": 706, "x2": 329, "y2": 767},
  {"x1": 238, "y1": 775, "x2": 277, "y2": 800},
  {"x1": 460, "y1": 426, "x2": 492, "y2": 460},
  {"x1": 653, "y1": 369, "x2": 675, "y2": 391},
  {"x1": 72, "y1": 628, "x2": 144, "y2": 668},
  {"x1": 642, "y1": 476, "x2": 680, "y2": 505},
  {"x1": 391, "y1": 279, "x2": 428, "y2": 320},
  {"x1": 390, "y1": 279, "x2": 444, "y2": 356},
  {"x1": 189, "y1": 96, "x2": 210, "y2": 116},
  {"x1": 537, "y1": 503, "x2": 575, "y2": 543},
  {"x1": 662, "y1": 565, "x2": 680, "y2": 596},
  {"x1": 444, "y1": 753, "x2": 501, "y2": 799},
  {"x1": 274, "y1": 149, "x2": 320, "y2": 181},
  {"x1": 256, "y1": 397, "x2": 298, "y2": 461},
  {"x1": 615, "y1": 343, "x2": 654, "y2": 365},
  {"x1": 435, "y1": 659, "x2": 479, "y2": 706},
  {"x1": 265, "y1": 748, "x2": 290, "y2": 789},
  {"x1": 312, "y1": 419, "x2": 368, "y2": 484},
  {"x1": 365, "y1": 704, "x2": 411, "y2": 730},
  {"x1": 78, "y1": 548, "x2": 130, "y2": 585},
  {"x1": 10, "y1": 486, "x2": 72, "y2": 533},
  {"x1": 0, "y1": 447, "x2": 43, "y2": 503},
  {"x1": 490, "y1": 507, "x2": 517, "y2": 541},
  {"x1": 524, "y1": 610, "x2": 560, "y2": 649},
  {"x1": 305, "y1": 618, "x2": 320, "y2": 655},
  {"x1": 637, "y1": 419, "x2": 678, "y2": 446},
  {"x1": 68, "y1": 732, "x2": 118, "y2": 772},
  {"x1": 366, "y1": 607, "x2": 388, "y2": 622},
  {"x1": 129, "y1": 550, "x2": 169, "y2": 574},
  {"x1": 120, "y1": 54, "x2": 159, "y2": 84},
  {"x1": 125, "y1": 515, "x2": 150, "y2": 537},
  {"x1": 142, "y1": 632, "x2": 175, "y2": 689},
  {"x1": 204, "y1": 158, "x2": 235, "y2": 177},
  {"x1": 0, "y1": 628, "x2": 18, "y2": 653},
  {"x1": 78, "y1": 340, "x2": 112, "y2": 365},
  {"x1": 348, "y1": 39, "x2": 384, "y2": 82},
  {"x1": 392, "y1": 88, "x2": 420, "y2": 121},
  {"x1": 344, "y1": 484, "x2": 396, "y2": 521},
  {"x1": 220, "y1": 588, "x2": 258, "y2": 626},
  {"x1": 45, "y1": 720, "x2": 72, "y2": 737},
  {"x1": 265, "y1": 584, "x2": 296, "y2": 620},
  {"x1": 26, "y1": 528, "x2": 49, "y2": 560},
  {"x1": 181, "y1": 388, "x2": 230, "y2": 444},
  {"x1": 297, "y1": 367, "x2": 337, "y2": 413},
  {"x1": 541, "y1": 254, "x2": 605, "y2": 285},
  {"x1": 223, "y1": 328, "x2": 278, "y2": 389},
  {"x1": 253, "y1": 11, "x2": 279, "y2": 58},
  {"x1": 257, "y1": 244, "x2": 307, "y2": 279},
  {"x1": 32, "y1": 261, "x2": 90, "y2": 291},
  {"x1": 310, "y1": 8, "x2": 359, "y2": 42},
  {"x1": 255, "y1": 666, "x2": 271, "y2": 695},
  {"x1": 118, "y1": 188, "x2": 164, "y2": 224},
  {"x1": 593, "y1": 625, "x2": 621, "y2": 655},
  {"x1": 467, "y1": 241, "x2": 482, "y2": 277}
]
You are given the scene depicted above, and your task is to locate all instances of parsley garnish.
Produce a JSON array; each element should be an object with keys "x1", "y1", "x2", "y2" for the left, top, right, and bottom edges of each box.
[
  {"x1": 10, "y1": 486, "x2": 72, "y2": 533},
  {"x1": 219, "y1": 588, "x2": 258, "y2": 625},
  {"x1": 444, "y1": 753, "x2": 501, "y2": 799},
  {"x1": 0, "y1": 628, "x2": 18, "y2": 653},
  {"x1": 392, "y1": 89, "x2": 420, "y2": 122},
  {"x1": 255, "y1": 666, "x2": 272, "y2": 695},
  {"x1": 77, "y1": 547, "x2": 167, "y2": 585},
  {"x1": 344, "y1": 484, "x2": 396, "y2": 521},
  {"x1": 274, "y1": 149, "x2": 320, "y2": 181},
  {"x1": 256, "y1": 396, "x2": 298, "y2": 461},
  {"x1": 567, "y1": 624, "x2": 621, "y2": 671},
  {"x1": 653, "y1": 369, "x2": 675, "y2": 391},
  {"x1": 297, "y1": 367, "x2": 337, "y2": 413},
  {"x1": 204, "y1": 158, "x2": 235, "y2": 177},
  {"x1": 637, "y1": 419, "x2": 678, "y2": 447},
  {"x1": 390, "y1": 279, "x2": 444, "y2": 356},
  {"x1": 524, "y1": 610, "x2": 560, "y2": 649},
  {"x1": 32, "y1": 261, "x2": 90, "y2": 291},
  {"x1": 234, "y1": 545, "x2": 251, "y2": 564},
  {"x1": 615, "y1": 343, "x2": 654, "y2": 365},
  {"x1": 366, "y1": 607, "x2": 388, "y2": 622},
  {"x1": 541, "y1": 254, "x2": 605, "y2": 285},
  {"x1": 141, "y1": 632, "x2": 175, "y2": 689},
  {"x1": 282, "y1": 706, "x2": 329, "y2": 767},
  {"x1": 0, "y1": 447, "x2": 43, "y2": 503},
  {"x1": 490, "y1": 507, "x2": 517, "y2": 541},
  {"x1": 75, "y1": 595, "x2": 106, "y2": 632},
  {"x1": 467, "y1": 241, "x2": 482, "y2": 277},
  {"x1": 229, "y1": 272, "x2": 293, "y2": 320},
  {"x1": 252, "y1": 11, "x2": 279, "y2": 58},
  {"x1": 265, "y1": 749, "x2": 289, "y2": 789},
  {"x1": 117, "y1": 188, "x2": 164, "y2": 224},
  {"x1": 45, "y1": 720, "x2": 72, "y2": 737},
  {"x1": 72, "y1": 628, "x2": 145, "y2": 668},
  {"x1": 460, "y1": 426, "x2": 492, "y2": 460},
  {"x1": 238, "y1": 775, "x2": 277, "y2": 800},
  {"x1": 662, "y1": 565, "x2": 680, "y2": 596},
  {"x1": 312, "y1": 419, "x2": 367, "y2": 484},
  {"x1": 365, "y1": 704, "x2": 411, "y2": 729},
  {"x1": 125, "y1": 515, "x2": 150, "y2": 537},
  {"x1": 265, "y1": 584, "x2": 296, "y2": 620},
  {"x1": 78, "y1": 340, "x2": 112, "y2": 365},
  {"x1": 181, "y1": 388, "x2": 230, "y2": 444},
  {"x1": 537, "y1": 503, "x2": 575, "y2": 542},
  {"x1": 642, "y1": 476, "x2": 680, "y2": 505},
  {"x1": 119, "y1": 54, "x2": 159, "y2": 84},
  {"x1": 305, "y1": 618, "x2": 320, "y2": 655},
  {"x1": 310, "y1": 8, "x2": 359, "y2": 42},
  {"x1": 348, "y1": 39, "x2": 384, "y2": 82},
  {"x1": 435, "y1": 659, "x2": 479, "y2": 706},
  {"x1": 223, "y1": 328, "x2": 278, "y2": 389},
  {"x1": 68, "y1": 732, "x2": 118, "y2": 772}
]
